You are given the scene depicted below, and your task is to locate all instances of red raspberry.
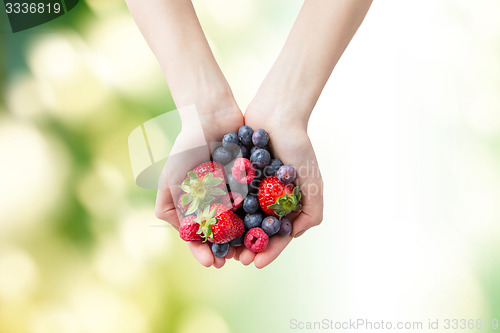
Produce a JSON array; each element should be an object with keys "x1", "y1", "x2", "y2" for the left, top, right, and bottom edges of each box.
[
  {"x1": 218, "y1": 192, "x2": 244, "y2": 211},
  {"x1": 179, "y1": 216, "x2": 202, "y2": 241},
  {"x1": 232, "y1": 158, "x2": 256, "y2": 184},
  {"x1": 229, "y1": 192, "x2": 243, "y2": 210},
  {"x1": 244, "y1": 227, "x2": 269, "y2": 253}
]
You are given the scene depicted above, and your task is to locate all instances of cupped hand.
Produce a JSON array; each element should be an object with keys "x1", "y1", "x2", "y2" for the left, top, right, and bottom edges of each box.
[
  {"x1": 240, "y1": 103, "x2": 324, "y2": 268},
  {"x1": 155, "y1": 95, "x2": 244, "y2": 268}
]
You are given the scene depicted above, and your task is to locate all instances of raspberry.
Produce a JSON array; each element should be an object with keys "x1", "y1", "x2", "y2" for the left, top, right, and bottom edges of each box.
[
  {"x1": 232, "y1": 158, "x2": 256, "y2": 184},
  {"x1": 244, "y1": 227, "x2": 269, "y2": 253},
  {"x1": 218, "y1": 192, "x2": 244, "y2": 211},
  {"x1": 228, "y1": 192, "x2": 243, "y2": 210}
]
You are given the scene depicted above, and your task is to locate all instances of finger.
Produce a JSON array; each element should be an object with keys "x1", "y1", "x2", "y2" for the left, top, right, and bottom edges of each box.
[
  {"x1": 188, "y1": 241, "x2": 214, "y2": 267},
  {"x1": 253, "y1": 235, "x2": 293, "y2": 269},
  {"x1": 239, "y1": 248, "x2": 256, "y2": 266},
  {"x1": 213, "y1": 256, "x2": 226, "y2": 269},
  {"x1": 291, "y1": 209, "x2": 323, "y2": 238},
  {"x1": 155, "y1": 171, "x2": 181, "y2": 228},
  {"x1": 225, "y1": 246, "x2": 236, "y2": 260},
  {"x1": 233, "y1": 246, "x2": 244, "y2": 261}
]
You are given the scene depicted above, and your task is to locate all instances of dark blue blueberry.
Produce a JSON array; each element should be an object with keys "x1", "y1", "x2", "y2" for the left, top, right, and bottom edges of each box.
[
  {"x1": 247, "y1": 168, "x2": 264, "y2": 195},
  {"x1": 247, "y1": 179, "x2": 260, "y2": 195},
  {"x1": 262, "y1": 216, "x2": 280, "y2": 236},
  {"x1": 226, "y1": 171, "x2": 238, "y2": 188},
  {"x1": 212, "y1": 242, "x2": 230, "y2": 257},
  {"x1": 250, "y1": 146, "x2": 259, "y2": 156},
  {"x1": 250, "y1": 145, "x2": 269, "y2": 156},
  {"x1": 244, "y1": 213, "x2": 263, "y2": 229},
  {"x1": 252, "y1": 129, "x2": 269, "y2": 148},
  {"x1": 222, "y1": 132, "x2": 239, "y2": 151},
  {"x1": 212, "y1": 147, "x2": 233, "y2": 165},
  {"x1": 243, "y1": 195, "x2": 259, "y2": 214},
  {"x1": 238, "y1": 125, "x2": 254, "y2": 146},
  {"x1": 229, "y1": 234, "x2": 245, "y2": 247},
  {"x1": 254, "y1": 167, "x2": 265, "y2": 181},
  {"x1": 277, "y1": 217, "x2": 292, "y2": 236},
  {"x1": 250, "y1": 148, "x2": 271, "y2": 169},
  {"x1": 277, "y1": 165, "x2": 296, "y2": 184},
  {"x1": 226, "y1": 173, "x2": 245, "y2": 194},
  {"x1": 232, "y1": 144, "x2": 250, "y2": 159},
  {"x1": 264, "y1": 158, "x2": 283, "y2": 177}
]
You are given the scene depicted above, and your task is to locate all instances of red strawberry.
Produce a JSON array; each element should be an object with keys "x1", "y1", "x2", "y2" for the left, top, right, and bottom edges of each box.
[
  {"x1": 192, "y1": 162, "x2": 227, "y2": 188},
  {"x1": 179, "y1": 161, "x2": 228, "y2": 215},
  {"x1": 179, "y1": 216, "x2": 203, "y2": 241},
  {"x1": 258, "y1": 176, "x2": 302, "y2": 219},
  {"x1": 195, "y1": 203, "x2": 245, "y2": 244}
]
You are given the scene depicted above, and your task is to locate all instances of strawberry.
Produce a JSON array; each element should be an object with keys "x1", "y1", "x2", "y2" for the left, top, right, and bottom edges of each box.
[
  {"x1": 176, "y1": 193, "x2": 189, "y2": 215},
  {"x1": 258, "y1": 176, "x2": 302, "y2": 219},
  {"x1": 192, "y1": 162, "x2": 227, "y2": 188},
  {"x1": 179, "y1": 216, "x2": 203, "y2": 241},
  {"x1": 195, "y1": 203, "x2": 245, "y2": 244},
  {"x1": 179, "y1": 162, "x2": 228, "y2": 215}
]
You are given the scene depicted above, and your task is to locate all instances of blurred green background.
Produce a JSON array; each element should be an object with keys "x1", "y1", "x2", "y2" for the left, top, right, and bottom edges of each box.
[{"x1": 1, "y1": 0, "x2": 500, "y2": 332}]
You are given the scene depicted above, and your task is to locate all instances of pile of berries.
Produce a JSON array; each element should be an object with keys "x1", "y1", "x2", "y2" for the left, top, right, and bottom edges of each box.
[{"x1": 177, "y1": 126, "x2": 301, "y2": 257}]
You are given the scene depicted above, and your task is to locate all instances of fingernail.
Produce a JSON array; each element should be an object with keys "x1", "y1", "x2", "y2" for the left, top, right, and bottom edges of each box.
[{"x1": 294, "y1": 230, "x2": 305, "y2": 238}]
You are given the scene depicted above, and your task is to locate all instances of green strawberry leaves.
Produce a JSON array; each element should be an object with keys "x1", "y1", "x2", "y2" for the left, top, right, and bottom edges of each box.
[
  {"x1": 179, "y1": 172, "x2": 225, "y2": 215},
  {"x1": 268, "y1": 186, "x2": 302, "y2": 220},
  {"x1": 194, "y1": 206, "x2": 218, "y2": 242}
]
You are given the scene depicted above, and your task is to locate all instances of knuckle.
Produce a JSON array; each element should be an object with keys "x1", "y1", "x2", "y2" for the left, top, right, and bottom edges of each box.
[
  {"x1": 311, "y1": 212, "x2": 323, "y2": 227},
  {"x1": 315, "y1": 213, "x2": 324, "y2": 226}
]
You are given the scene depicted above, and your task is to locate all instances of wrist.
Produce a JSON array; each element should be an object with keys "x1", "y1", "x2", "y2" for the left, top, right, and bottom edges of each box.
[
  {"x1": 248, "y1": 84, "x2": 316, "y2": 131},
  {"x1": 164, "y1": 63, "x2": 240, "y2": 123}
]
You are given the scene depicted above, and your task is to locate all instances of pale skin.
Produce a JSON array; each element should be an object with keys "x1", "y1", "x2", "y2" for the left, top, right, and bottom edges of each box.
[{"x1": 125, "y1": 0, "x2": 373, "y2": 268}]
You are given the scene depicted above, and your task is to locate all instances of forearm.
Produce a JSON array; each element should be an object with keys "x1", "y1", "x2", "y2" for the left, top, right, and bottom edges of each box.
[
  {"x1": 257, "y1": 0, "x2": 372, "y2": 122},
  {"x1": 125, "y1": 0, "x2": 232, "y2": 107}
]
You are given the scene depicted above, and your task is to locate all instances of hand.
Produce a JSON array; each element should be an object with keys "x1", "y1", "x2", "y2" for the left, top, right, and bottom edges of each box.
[
  {"x1": 240, "y1": 101, "x2": 324, "y2": 268},
  {"x1": 155, "y1": 92, "x2": 244, "y2": 269}
]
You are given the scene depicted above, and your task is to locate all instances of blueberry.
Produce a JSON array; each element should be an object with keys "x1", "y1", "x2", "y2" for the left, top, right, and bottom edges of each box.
[
  {"x1": 262, "y1": 216, "x2": 280, "y2": 236},
  {"x1": 232, "y1": 144, "x2": 250, "y2": 159},
  {"x1": 252, "y1": 129, "x2": 269, "y2": 148},
  {"x1": 264, "y1": 158, "x2": 283, "y2": 177},
  {"x1": 243, "y1": 195, "x2": 259, "y2": 214},
  {"x1": 277, "y1": 165, "x2": 296, "y2": 184},
  {"x1": 277, "y1": 217, "x2": 292, "y2": 236},
  {"x1": 212, "y1": 147, "x2": 233, "y2": 165},
  {"x1": 247, "y1": 168, "x2": 264, "y2": 194},
  {"x1": 250, "y1": 146, "x2": 258, "y2": 156},
  {"x1": 212, "y1": 242, "x2": 230, "y2": 257},
  {"x1": 223, "y1": 132, "x2": 239, "y2": 151},
  {"x1": 228, "y1": 176, "x2": 249, "y2": 197},
  {"x1": 247, "y1": 178, "x2": 260, "y2": 195},
  {"x1": 229, "y1": 234, "x2": 245, "y2": 247},
  {"x1": 244, "y1": 213, "x2": 263, "y2": 229},
  {"x1": 226, "y1": 173, "x2": 245, "y2": 193},
  {"x1": 226, "y1": 172, "x2": 238, "y2": 188},
  {"x1": 250, "y1": 148, "x2": 271, "y2": 169},
  {"x1": 251, "y1": 145, "x2": 270, "y2": 155},
  {"x1": 254, "y1": 168, "x2": 265, "y2": 181},
  {"x1": 238, "y1": 125, "x2": 254, "y2": 146}
]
